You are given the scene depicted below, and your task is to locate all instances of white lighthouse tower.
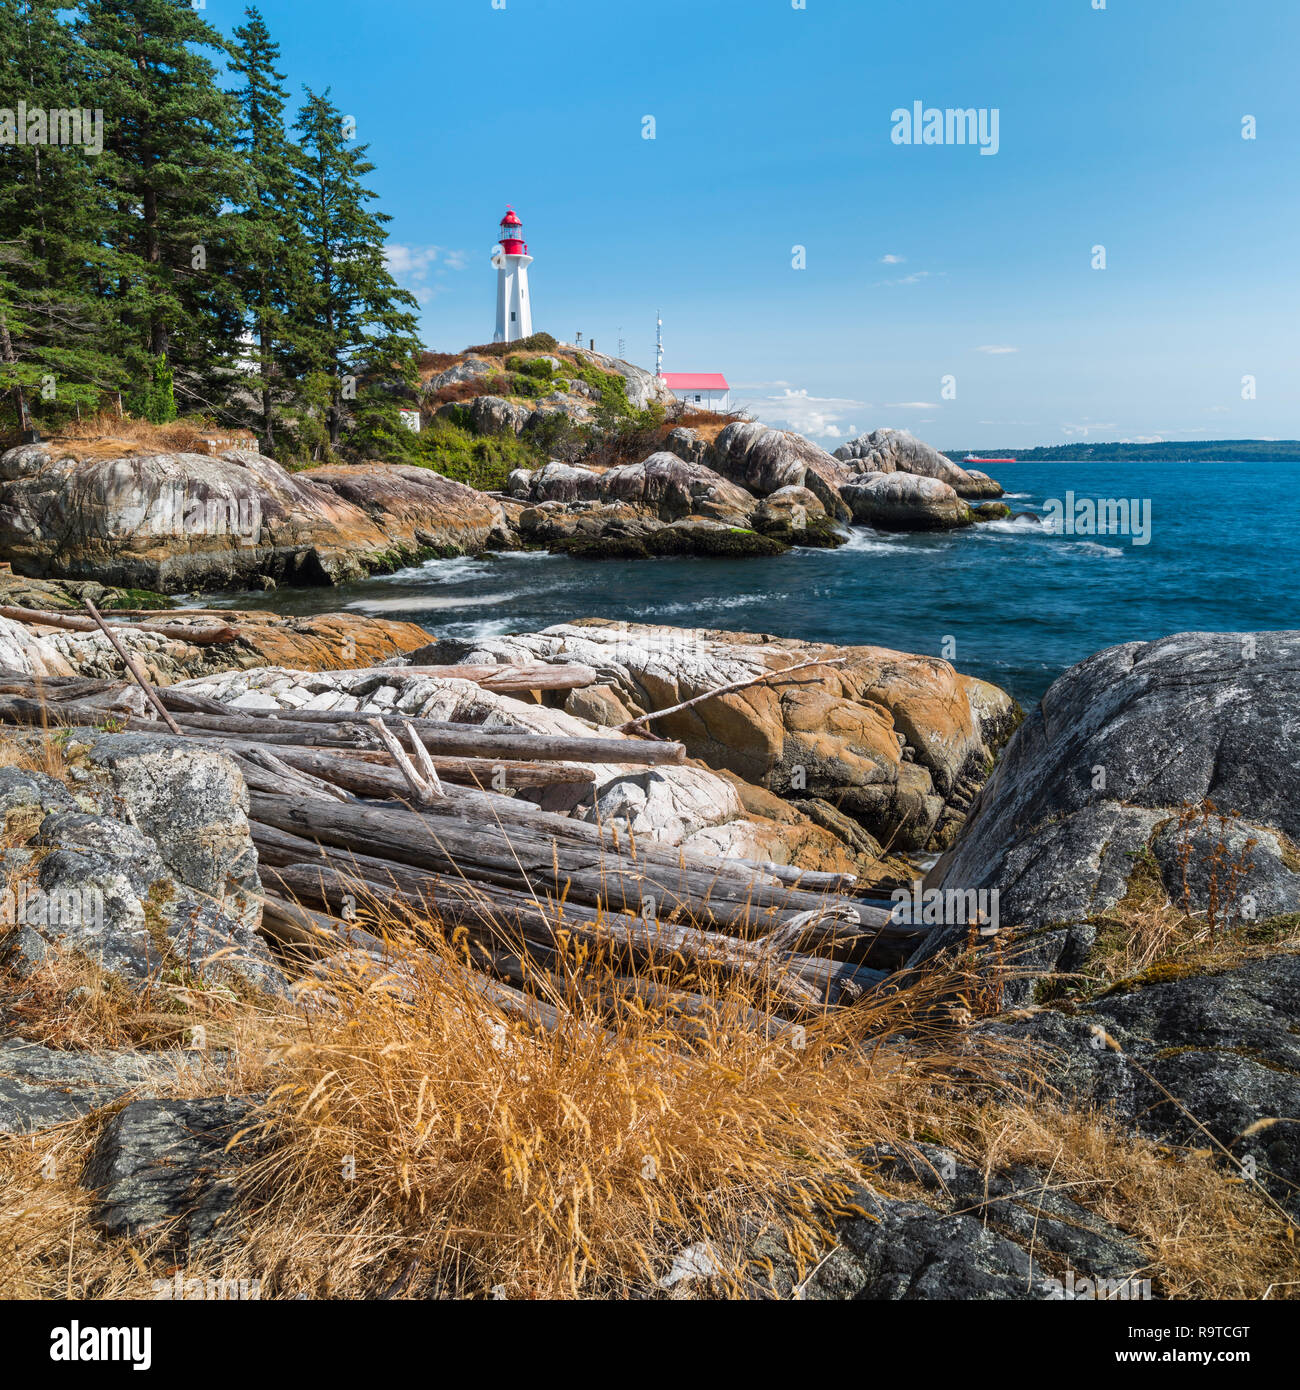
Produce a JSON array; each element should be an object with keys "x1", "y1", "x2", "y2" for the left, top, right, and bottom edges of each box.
[{"x1": 492, "y1": 206, "x2": 533, "y2": 343}]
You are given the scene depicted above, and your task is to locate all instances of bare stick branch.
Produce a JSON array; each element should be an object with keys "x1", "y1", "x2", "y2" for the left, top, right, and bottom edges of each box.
[
  {"x1": 366, "y1": 717, "x2": 442, "y2": 804},
  {"x1": 619, "y1": 656, "x2": 845, "y2": 733},
  {"x1": 81, "y1": 596, "x2": 183, "y2": 735},
  {"x1": 402, "y1": 718, "x2": 445, "y2": 798}
]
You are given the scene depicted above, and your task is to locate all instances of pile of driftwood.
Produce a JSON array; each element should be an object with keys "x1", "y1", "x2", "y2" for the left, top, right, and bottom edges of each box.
[{"x1": 0, "y1": 656, "x2": 925, "y2": 1032}]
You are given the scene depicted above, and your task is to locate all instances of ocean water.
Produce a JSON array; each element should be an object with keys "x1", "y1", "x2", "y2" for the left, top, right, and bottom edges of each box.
[{"x1": 204, "y1": 459, "x2": 1299, "y2": 708}]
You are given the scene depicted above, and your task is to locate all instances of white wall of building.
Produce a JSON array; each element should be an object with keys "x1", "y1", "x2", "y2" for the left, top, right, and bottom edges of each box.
[{"x1": 669, "y1": 387, "x2": 730, "y2": 411}]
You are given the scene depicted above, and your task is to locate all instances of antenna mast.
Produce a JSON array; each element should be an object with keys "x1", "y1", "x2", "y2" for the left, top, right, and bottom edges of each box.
[{"x1": 655, "y1": 312, "x2": 663, "y2": 377}]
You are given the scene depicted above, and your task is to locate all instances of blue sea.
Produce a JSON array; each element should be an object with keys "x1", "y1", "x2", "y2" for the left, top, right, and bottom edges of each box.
[{"x1": 208, "y1": 459, "x2": 1299, "y2": 708}]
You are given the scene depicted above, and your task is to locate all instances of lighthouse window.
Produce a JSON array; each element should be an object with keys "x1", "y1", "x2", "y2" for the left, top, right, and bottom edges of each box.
[
  {"x1": 694, "y1": 394, "x2": 701, "y2": 402},
  {"x1": 511, "y1": 311, "x2": 516, "y2": 321}
]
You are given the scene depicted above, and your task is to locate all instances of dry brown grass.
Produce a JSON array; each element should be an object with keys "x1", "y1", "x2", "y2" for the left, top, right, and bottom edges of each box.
[
  {"x1": 895, "y1": 1101, "x2": 1298, "y2": 1301},
  {"x1": 674, "y1": 408, "x2": 749, "y2": 444},
  {"x1": 40, "y1": 410, "x2": 254, "y2": 461},
  {"x1": 1, "y1": 831, "x2": 1296, "y2": 1300},
  {"x1": 237, "y1": 908, "x2": 1017, "y2": 1299},
  {"x1": 0, "y1": 878, "x2": 1025, "y2": 1300},
  {"x1": 1083, "y1": 802, "x2": 1300, "y2": 994}
]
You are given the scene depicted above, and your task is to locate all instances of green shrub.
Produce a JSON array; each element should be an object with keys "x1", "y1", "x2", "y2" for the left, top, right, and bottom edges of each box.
[
  {"x1": 505, "y1": 355, "x2": 556, "y2": 382},
  {"x1": 412, "y1": 417, "x2": 547, "y2": 491},
  {"x1": 461, "y1": 331, "x2": 560, "y2": 358}
]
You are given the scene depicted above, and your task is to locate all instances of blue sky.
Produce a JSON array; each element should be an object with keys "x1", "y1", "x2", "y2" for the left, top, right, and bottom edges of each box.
[{"x1": 234, "y1": 0, "x2": 1299, "y2": 448}]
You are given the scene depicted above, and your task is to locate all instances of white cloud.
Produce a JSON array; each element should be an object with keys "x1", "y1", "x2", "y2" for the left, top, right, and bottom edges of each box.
[
  {"x1": 880, "y1": 253, "x2": 905, "y2": 264},
  {"x1": 743, "y1": 387, "x2": 870, "y2": 440},
  {"x1": 1060, "y1": 421, "x2": 1118, "y2": 437},
  {"x1": 884, "y1": 401, "x2": 940, "y2": 410},
  {"x1": 385, "y1": 243, "x2": 471, "y2": 299},
  {"x1": 976, "y1": 344, "x2": 1018, "y2": 355},
  {"x1": 875, "y1": 269, "x2": 945, "y2": 287}
]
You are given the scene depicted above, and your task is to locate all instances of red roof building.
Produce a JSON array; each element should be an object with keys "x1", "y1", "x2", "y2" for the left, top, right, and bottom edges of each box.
[{"x1": 660, "y1": 372, "x2": 730, "y2": 408}]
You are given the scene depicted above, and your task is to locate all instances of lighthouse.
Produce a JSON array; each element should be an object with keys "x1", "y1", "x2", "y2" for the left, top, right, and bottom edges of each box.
[{"x1": 492, "y1": 206, "x2": 533, "y2": 343}]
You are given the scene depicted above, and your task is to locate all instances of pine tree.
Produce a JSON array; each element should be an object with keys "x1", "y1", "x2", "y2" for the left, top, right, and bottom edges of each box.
[
  {"x1": 77, "y1": 0, "x2": 244, "y2": 414},
  {"x1": 227, "y1": 6, "x2": 309, "y2": 454},
  {"x1": 290, "y1": 88, "x2": 421, "y2": 453},
  {"x1": 0, "y1": 1, "x2": 122, "y2": 434}
]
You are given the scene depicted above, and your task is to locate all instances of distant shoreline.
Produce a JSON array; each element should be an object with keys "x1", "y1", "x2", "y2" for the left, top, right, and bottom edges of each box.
[{"x1": 942, "y1": 440, "x2": 1300, "y2": 464}]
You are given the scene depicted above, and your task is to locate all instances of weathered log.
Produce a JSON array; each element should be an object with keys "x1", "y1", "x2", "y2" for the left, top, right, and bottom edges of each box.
[
  {"x1": 0, "y1": 604, "x2": 240, "y2": 645},
  {"x1": 233, "y1": 749, "x2": 354, "y2": 804},
  {"x1": 738, "y1": 861, "x2": 858, "y2": 893},
  {"x1": 257, "y1": 892, "x2": 389, "y2": 960},
  {"x1": 342, "y1": 663, "x2": 599, "y2": 693},
  {"x1": 165, "y1": 707, "x2": 688, "y2": 765},
  {"x1": 261, "y1": 851, "x2": 826, "y2": 1011},
  {"x1": 249, "y1": 818, "x2": 885, "y2": 1006},
  {"x1": 218, "y1": 739, "x2": 593, "y2": 795}
]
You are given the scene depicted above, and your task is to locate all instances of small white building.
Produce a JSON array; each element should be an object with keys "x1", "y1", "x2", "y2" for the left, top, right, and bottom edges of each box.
[{"x1": 660, "y1": 372, "x2": 730, "y2": 412}]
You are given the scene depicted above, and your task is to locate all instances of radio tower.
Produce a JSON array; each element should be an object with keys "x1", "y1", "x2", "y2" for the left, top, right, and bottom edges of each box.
[{"x1": 655, "y1": 313, "x2": 664, "y2": 378}]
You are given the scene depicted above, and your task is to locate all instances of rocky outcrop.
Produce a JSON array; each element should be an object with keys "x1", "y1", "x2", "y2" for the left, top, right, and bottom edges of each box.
[
  {"x1": 752, "y1": 486, "x2": 844, "y2": 547},
  {"x1": 465, "y1": 394, "x2": 534, "y2": 436},
  {"x1": 570, "y1": 348, "x2": 676, "y2": 411},
  {"x1": 841, "y1": 473, "x2": 973, "y2": 531},
  {"x1": 601, "y1": 454, "x2": 759, "y2": 525},
  {"x1": 425, "y1": 355, "x2": 496, "y2": 391},
  {"x1": 0, "y1": 738, "x2": 284, "y2": 997},
  {"x1": 513, "y1": 454, "x2": 759, "y2": 527},
  {"x1": 0, "y1": 444, "x2": 497, "y2": 591},
  {"x1": 0, "y1": 1040, "x2": 210, "y2": 1135},
  {"x1": 921, "y1": 630, "x2": 1300, "y2": 950},
  {"x1": 663, "y1": 426, "x2": 709, "y2": 465},
  {"x1": 0, "y1": 602, "x2": 428, "y2": 686},
  {"x1": 973, "y1": 954, "x2": 1300, "y2": 1212},
  {"x1": 708, "y1": 422, "x2": 853, "y2": 519},
  {"x1": 82, "y1": 1095, "x2": 259, "y2": 1246},
  {"x1": 423, "y1": 621, "x2": 1021, "y2": 852},
  {"x1": 745, "y1": 1181, "x2": 1059, "y2": 1299},
  {"x1": 304, "y1": 463, "x2": 502, "y2": 558},
  {"x1": 835, "y1": 428, "x2": 1004, "y2": 498},
  {"x1": 503, "y1": 455, "x2": 846, "y2": 557}
]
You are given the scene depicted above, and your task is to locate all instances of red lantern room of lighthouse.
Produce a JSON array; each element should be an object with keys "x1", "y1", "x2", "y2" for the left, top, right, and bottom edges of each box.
[{"x1": 498, "y1": 207, "x2": 527, "y2": 256}]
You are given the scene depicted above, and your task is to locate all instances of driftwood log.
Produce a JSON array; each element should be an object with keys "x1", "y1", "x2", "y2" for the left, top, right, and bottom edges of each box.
[{"x1": 0, "y1": 668, "x2": 927, "y2": 1016}]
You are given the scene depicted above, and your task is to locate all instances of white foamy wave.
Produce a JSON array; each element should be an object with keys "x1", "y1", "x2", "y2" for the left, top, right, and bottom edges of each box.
[
  {"x1": 837, "y1": 527, "x2": 910, "y2": 555},
  {"x1": 647, "y1": 592, "x2": 786, "y2": 617},
  {"x1": 438, "y1": 617, "x2": 525, "y2": 642},
  {"x1": 1069, "y1": 541, "x2": 1124, "y2": 558},
  {"x1": 345, "y1": 590, "x2": 518, "y2": 614},
  {"x1": 382, "y1": 554, "x2": 494, "y2": 585},
  {"x1": 972, "y1": 518, "x2": 1045, "y2": 537}
]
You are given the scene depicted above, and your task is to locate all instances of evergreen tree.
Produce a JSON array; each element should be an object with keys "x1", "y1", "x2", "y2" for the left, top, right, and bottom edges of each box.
[
  {"x1": 77, "y1": 0, "x2": 244, "y2": 414},
  {"x1": 227, "y1": 6, "x2": 309, "y2": 454},
  {"x1": 290, "y1": 88, "x2": 421, "y2": 453},
  {"x1": 0, "y1": 1, "x2": 121, "y2": 433}
]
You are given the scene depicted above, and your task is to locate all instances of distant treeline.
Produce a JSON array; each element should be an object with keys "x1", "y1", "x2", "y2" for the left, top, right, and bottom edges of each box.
[{"x1": 942, "y1": 441, "x2": 1300, "y2": 464}]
